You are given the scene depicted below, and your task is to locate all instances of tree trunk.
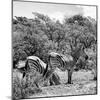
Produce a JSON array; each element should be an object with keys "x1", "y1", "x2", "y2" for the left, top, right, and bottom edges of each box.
[{"x1": 67, "y1": 70, "x2": 73, "y2": 84}]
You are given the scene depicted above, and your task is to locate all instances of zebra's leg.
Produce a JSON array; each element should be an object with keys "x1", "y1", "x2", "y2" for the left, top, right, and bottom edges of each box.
[
  {"x1": 34, "y1": 81, "x2": 39, "y2": 88},
  {"x1": 49, "y1": 73, "x2": 61, "y2": 86},
  {"x1": 49, "y1": 77, "x2": 54, "y2": 86},
  {"x1": 44, "y1": 69, "x2": 54, "y2": 80},
  {"x1": 51, "y1": 73, "x2": 60, "y2": 85},
  {"x1": 34, "y1": 80, "x2": 42, "y2": 93}
]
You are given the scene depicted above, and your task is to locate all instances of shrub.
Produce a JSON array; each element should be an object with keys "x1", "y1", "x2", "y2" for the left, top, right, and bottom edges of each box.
[{"x1": 12, "y1": 70, "x2": 42, "y2": 100}]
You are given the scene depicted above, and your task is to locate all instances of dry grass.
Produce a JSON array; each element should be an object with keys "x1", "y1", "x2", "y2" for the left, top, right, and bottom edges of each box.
[
  {"x1": 12, "y1": 69, "x2": 42, "y2": 100},
  {"x1": 12, "y1": 68, "x2": 97, "y2": 99},
  {"x1": 29, "y1": 69, "x2": 97, "y2": 98}
]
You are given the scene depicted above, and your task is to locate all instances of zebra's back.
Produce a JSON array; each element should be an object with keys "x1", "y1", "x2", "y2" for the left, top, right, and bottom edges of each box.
[
  {"x1": 27, "y1": 59, "x2": 46, "y2": 74},
  {"x1": 49, "y1": 56, "x2": 62, "y2": 68}
]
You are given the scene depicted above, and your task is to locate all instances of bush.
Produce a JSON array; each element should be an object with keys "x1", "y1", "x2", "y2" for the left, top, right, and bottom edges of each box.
[
  {"x1": 85, "y1": 54, "x2": 97, "y2": 80},
  {"x1": 12, "y1": 70, "x2": 42, "y2": 100}
]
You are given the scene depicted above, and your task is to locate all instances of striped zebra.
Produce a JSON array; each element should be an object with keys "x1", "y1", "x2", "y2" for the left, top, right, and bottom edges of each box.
[
  {"x1": 17, "y1": 56, "x2": 60, "y2": 87},
  {"x1": 48, "y1": 49, "x2": 88, "y2": 84},
  {"x1": 48, "y1": 52, "x2": 74, "y2": 71}
]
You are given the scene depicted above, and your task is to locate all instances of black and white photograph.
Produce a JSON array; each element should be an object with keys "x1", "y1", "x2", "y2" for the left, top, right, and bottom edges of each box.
[{"x1": 12, "y1": 0, "x2": 97, "y2": 99}]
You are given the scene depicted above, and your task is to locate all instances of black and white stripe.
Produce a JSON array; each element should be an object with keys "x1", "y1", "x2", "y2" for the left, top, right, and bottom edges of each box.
[
  {"x1": 48, "y1": 52, "x2": 74, "y2": 71},
  {"x1": 23, "y1": 56, "x2": 48, "y2": 78},
  {"x1": 48, "y1": 51, "x2": 88, "y2": 71},
  {"x1": 20, "y1": 56, "x2": 60, "y2": 87},
  {"x1": 48, "y1": 52, "x2": 65, "y2": 70}
]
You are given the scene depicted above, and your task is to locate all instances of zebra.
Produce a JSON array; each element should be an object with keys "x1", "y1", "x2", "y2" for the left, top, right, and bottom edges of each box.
[
  {"x1": 17, "y1": 56, "x2": 60, "y2": 88},
  {"x1": 48, "y1": 46, "x2": 88, "y2": 84},
  {"x1": 48, "y1": 52, "x2": 74, "y2": 71}
]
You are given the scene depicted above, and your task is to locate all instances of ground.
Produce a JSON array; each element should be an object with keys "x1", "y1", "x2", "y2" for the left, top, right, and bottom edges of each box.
[{"x1": 28, "y1": 69, "x2": 97, "y2": 98}]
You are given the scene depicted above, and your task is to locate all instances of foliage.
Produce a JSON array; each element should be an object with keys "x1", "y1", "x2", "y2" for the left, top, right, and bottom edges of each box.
[
  {"x1": 13, "y1": 68, "x2": 61, "y2": 99},
  {"x1": 85, "y1": 49, "x2": 97, "y2": 80},
  {"x1": 12, "y1": 70, "x2": 42, "y2": 100},
  {"x1": 13, "y1": 13, "x2": 97, "y2": 80}
]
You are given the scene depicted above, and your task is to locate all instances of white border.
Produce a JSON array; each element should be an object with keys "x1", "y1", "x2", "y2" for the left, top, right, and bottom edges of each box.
[{"x1": 0, "y1": 0, "x2": 99, "y2": 100}]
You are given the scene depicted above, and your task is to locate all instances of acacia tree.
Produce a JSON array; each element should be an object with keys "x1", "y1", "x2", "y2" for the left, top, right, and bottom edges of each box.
[
  {"x1": 32, "y1": 12, "x2": 66, "y2": 52},
  {"x1": 62, "y1": 15, "x2": 97, "y2": 83}
]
